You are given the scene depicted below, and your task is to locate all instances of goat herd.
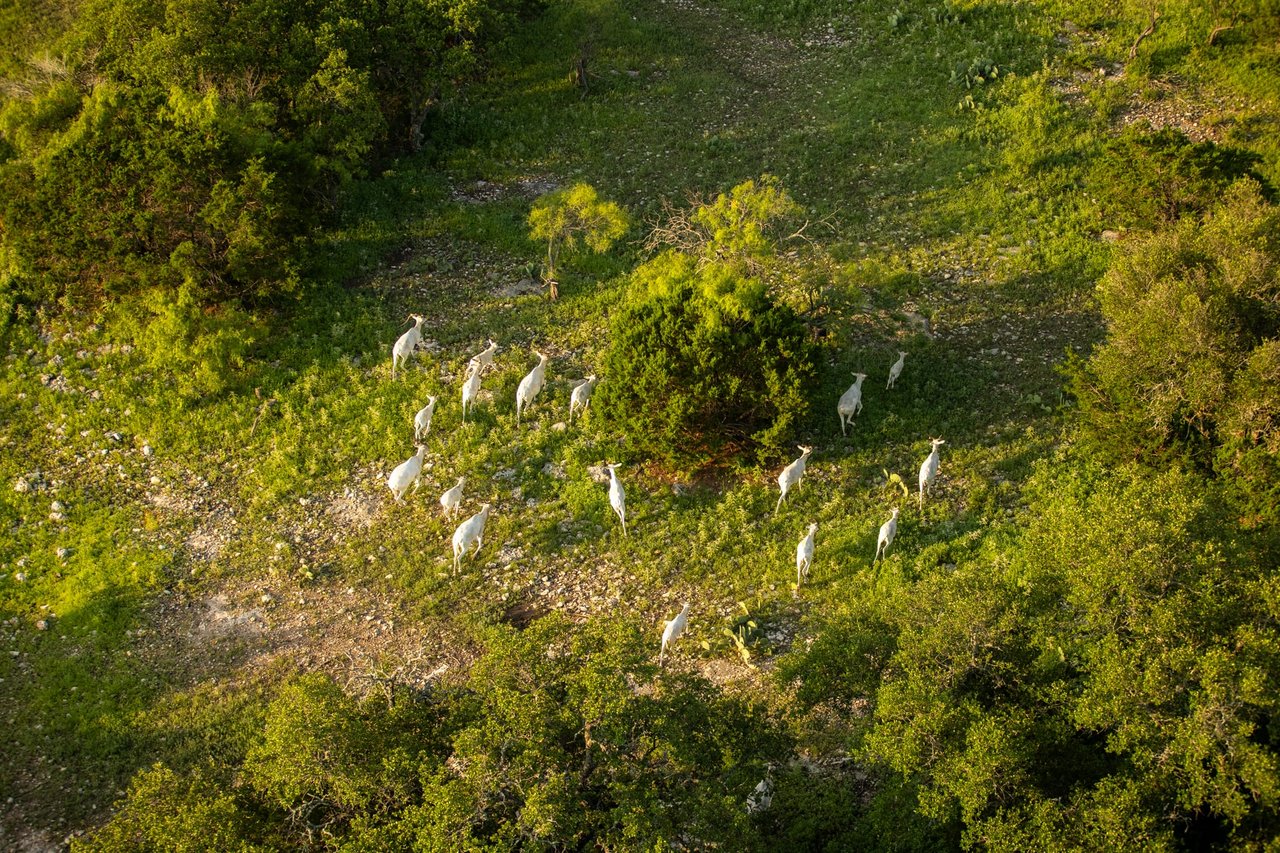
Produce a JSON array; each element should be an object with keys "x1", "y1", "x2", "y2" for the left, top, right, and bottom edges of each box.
[{"x1": 383, "y1": 318, "x2": 944, "y2": 663}]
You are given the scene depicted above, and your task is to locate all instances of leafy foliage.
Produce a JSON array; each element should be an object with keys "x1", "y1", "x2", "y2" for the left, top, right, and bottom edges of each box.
[
  {"x1": 390, "y1": 616, "x2": 785, "y2": 848},
  {"x1": 112, "y1": 283, "x2": 262, "y2": 401},
  {"x1": 596, "y1": 249, "x2": 819, "y2": 468},
  {"x1": 785, "y1": 459, "x2": 1280, "y2": 850},
  {"x1": 72, "y1": 764, "x2": 261, "y2": 852},
  {"x1": 642, "y1": 174, "x2": 802, "y2": 278},
  {"x1": 80, "y1": 616, "x2": 789, "y2": 850}
]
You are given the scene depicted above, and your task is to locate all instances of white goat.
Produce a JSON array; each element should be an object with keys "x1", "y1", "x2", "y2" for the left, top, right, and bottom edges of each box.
[
  {"x1": 452, "y1": 503, "x2": 491, "y2": 575},
  {"x1": 515, "y1": 351, "x2": 549, "y2": 425},
  {"x1": 413, "y1": 395, "x2": 438, "y2": 441},
  {"x1": 918, "y1": 438, "x2": 946, "y2": 510},
  {"x1": 569, "y1": 375, "x2": 598, "y2": 422},
  {"x1": 796, "y1": 522, "x2": 817, "y2": 586},
  {"x1": 391, "y1": 314, "x2": 426, "y2": 379},
  {"x1": 746, "y1": 774, "x2": 774, "y2": 814},
  {"x1": 386, "y1": 445, "x2": 426, "y2": 503},
  {"x1": 875, "y1": 507, "x2": 900, "y2": 563},
  {"x1": 468, "y1": 339, "x2": 499, "y2": 375},
  {"x1": 461, "y1": 363, "x2": 482, "y2": 422},
  {"x1": 837, "y1": 373, "x2": 868, "y2": 436},
  {"x1": 886, "y1": 351, "x2": 907, "y2": 390},
  {"x1": 606, "y1": 462, "x2": 627, "y2": 536},
  {"x1": 775, "y1": 445, "x2": 814, "y2": 514},
  {"x1": 440, "y1": 476, "x2": 465, "y2": 520},
  {"x1": 659, "y1": 602, "x2": 691, "y2": 666}
]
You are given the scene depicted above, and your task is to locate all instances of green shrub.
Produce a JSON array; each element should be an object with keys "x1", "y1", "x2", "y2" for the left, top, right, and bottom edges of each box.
[
  {"x1": 789, "y1": 457, "x2": 1280, "y2": 850},
  {"x1": 73, "y1": 764, "x2": 260, "y2": 852},
  {"x1": 1066, "y1": 179, "x2": 1280, "y2": 524},
  {"x1": 593, "y1": 176, "x2": 820, "y2": 468},
  {"x1": 373, "y1": 615, "x2": 786, "y2": 849},
  {"x1": 595, "y1": 250, "x2": 820, "y2": 468},
  {"x1": 1089, "y1": 126, "x2": 1273, "y2": 230},
  {"x1": 116, "y1": 284, "x2": 262, "y2": 402}
]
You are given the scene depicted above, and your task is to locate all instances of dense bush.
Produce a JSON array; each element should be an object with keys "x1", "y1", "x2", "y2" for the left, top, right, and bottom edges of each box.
[
  {"x1": 73, "y1": 764, "x2": 259, "y2": 852},
  {"x1": 79, "y1": 616, "x2": 790, "y2": 850},
  {"x1": 111, "y1": 283, "x2": 263, "y2": 400},
  {"x1": 596, "y1": 251, "x2": 819, "y2": 468},
  {"x1": 0, "y1": 0, "x2": 540, "y2": 308},
  {"x1": 1066, "y1": 179, "x2": 1280, "y2": 524},
  {"x1": 597, "y1": 178, "x2": 821, "y2": 468},
  {"x1": 1090, "y1": 126, "x2": 1272, "y2": 230},
  {"x1": 783, "y1": 458, "x2": 1280, "y2": 850}
]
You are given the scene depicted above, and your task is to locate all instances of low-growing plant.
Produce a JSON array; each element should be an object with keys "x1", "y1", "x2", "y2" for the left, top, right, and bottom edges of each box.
[
  {"x1": 951, "y1": 57, "x2": 1000, "y2": 89},
  {"x1": 72, "y1": 764, "x2": 257, "y2": 852},
  {"x1": 114, "y1": 283, "x2": 262, "y2": 401}
]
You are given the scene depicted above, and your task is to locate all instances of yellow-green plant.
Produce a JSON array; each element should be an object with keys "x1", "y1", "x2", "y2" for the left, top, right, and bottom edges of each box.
[{"x1": 527, "y1": 183, "x2": 629, "y2": 299}]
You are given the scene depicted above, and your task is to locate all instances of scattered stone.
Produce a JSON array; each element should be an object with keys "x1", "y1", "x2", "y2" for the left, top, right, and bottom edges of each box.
[
  {"x1": 495, "y1": 278, "x2": 542, "y2": 297},
  {"x1": 1101, "y1": 230, "x2": 1121, "y2": 243},
  {"x1": 50, "y1": 501, "x2": 65, "y2": 513},
  {"x1": 551, "y1": 421, "x2": 568, "y2": 432},
  {"x1": 55, "y1": 548, "x2": 70, "y2": 560},
  {"x1": 15, "y1": 573, "x2": 26, "y2": 582},
  {"x1": 13, "y1": 477, "x2": 29, "y2": 494},
  {"x1": 35, "y1": 619, "x2": 48, "y2": 631},
  {"x1": 142, "y1": 445, "x2": 153, "y2": 457}
]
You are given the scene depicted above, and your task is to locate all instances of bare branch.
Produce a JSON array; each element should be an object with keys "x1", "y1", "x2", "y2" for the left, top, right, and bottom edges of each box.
[{"x1": 1129, "y1": 9, "x2": 1162, "y2": 60}]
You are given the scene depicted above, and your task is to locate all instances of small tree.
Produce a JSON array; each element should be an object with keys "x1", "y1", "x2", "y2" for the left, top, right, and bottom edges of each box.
[
  {"x1": 643, "y1": 174, "x2": 802, "y2": 275},
  {"x1": 527, "y1": 183, "x2": 629, "y2": 299}
]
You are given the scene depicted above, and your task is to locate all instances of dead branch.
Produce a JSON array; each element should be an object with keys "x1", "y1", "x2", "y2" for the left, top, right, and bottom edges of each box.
[
  {"x1": 1207, "y1": 0, "x2": 1242, "y2": 46},
  {"x1": 785, "y1": 208, "x2": 841, "y2": 245},
  {"x1": 1129, "y1": 9, "x2": 1162, "y2": 60},
  {"x1": 573, "y1": 39, "x2": 594, "y2": 96}
]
